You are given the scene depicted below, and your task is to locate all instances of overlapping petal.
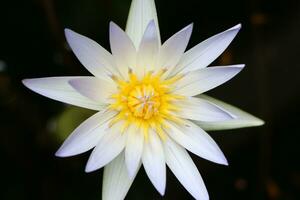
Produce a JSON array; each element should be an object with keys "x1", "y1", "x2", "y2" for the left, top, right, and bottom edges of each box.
[
  {"x1": 69, "y1": 77, "x2": 117, "y2": 103},
  {"x1": 22, "y1": 77, "x2": 102, "y2": 110},
  {"x1": 194, "y1": 95, "x2": 265, "y2": 131},
  {"x1": 164, "y1": 138, "x2": 209, "y2": 200},
  {"x1": 136, "y1": 20, "x2": 159, "y2": 77},
  {"x1": 126, "y1": 0, "x2": 160, "y2": 48},
  {"x1": 173, "y1": 64, "x2": 244, "y2": 96},
  {"x1": 166, "y1": 120, "x2": 228, "y2": 165},
  {"x1": 175, "y1": 97, "x2": 235, "y2": 122},
  {"x1": 55, "y1": 110, "x2": 116, "y2": 157},
  {"x1": 85, "y1": 124, "x2": 127, "y2": 172},
  {"x1": 102, "y1": 152, "x2": 140, "y2": 200},
  {"x1": 142, "y1": 130, "x2": 166, "y2": 195},
  {"x1": 65, "y1": 29, "x2": 117, "y2": 79},
  {"x1": 157, "y1": 24, "x2": 193, "y2": 73},
  {"x1": 110, "y1": 22, "x2": 137, "y2": 79},
  {"x1": 125, "y1": 125, "x2": 144, "y2": 178},
  {"x1": 171, "y1": 24, "x2": 241, "y2": 75}
]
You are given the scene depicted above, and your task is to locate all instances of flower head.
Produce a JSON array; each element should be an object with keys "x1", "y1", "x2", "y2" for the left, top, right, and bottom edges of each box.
[{"x1": 23, "y1": 0, "x2": 264, "y2": 199}]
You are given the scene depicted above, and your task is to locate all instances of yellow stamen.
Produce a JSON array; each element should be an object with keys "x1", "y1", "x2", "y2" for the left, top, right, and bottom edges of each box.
[{"x1": 108, "y1": 69, "x2": 184, "y2": 140}]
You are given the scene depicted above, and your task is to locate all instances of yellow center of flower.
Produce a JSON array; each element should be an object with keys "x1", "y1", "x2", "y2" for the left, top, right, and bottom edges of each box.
[
  {"x1": 108, "y1": 70, "x2": 184, "y2": 140},
  {"x1": 127, "y1": 84, "x2": 160, "y2": 120}
]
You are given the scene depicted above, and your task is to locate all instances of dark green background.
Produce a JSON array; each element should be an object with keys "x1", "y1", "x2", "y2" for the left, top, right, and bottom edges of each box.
[{"x1": 0, "y1": 0, "x2": 299, "y2": 199}]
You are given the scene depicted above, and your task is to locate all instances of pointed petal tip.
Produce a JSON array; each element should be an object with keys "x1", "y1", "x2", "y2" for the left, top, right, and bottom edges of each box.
[
  {"x1": 85, "y1": 163, "x2": 96, "y2": 173},
  {"x1": 22, "y1": 78, "x2": 40, "y2": 91},
  {"x1": 216, "y1": 152, "x2": 229, "y2": 166},
  {"x1": 64, "y1": 28, "x2": 82, "y2": 49},
  {"x1": 68, "y1": 79, "x2": 77, "y2": 89},
  {"x1": 203, "y1": 193, "x2": 210, "y2": 200},
  {"x1": 158, "y1": 188, "x2": 166, "y2": 196},
  {"x1": 84, "y1": 168, "x2": 92, "y2": 173},
  {"x1": 236, "y1": 114, "x2": 265, "y2": 127},
  {"x1": 142, "y1": 19, "x2": 156, "y2": 32},
  {"x1": 197, "y1": 191, "x2": 209, "y2": 200},
  {"x1": 150, "y1": 176, "x2": 166, "y2": 196},
  {"x1": 148, "y1": 19, "x2": 155, "y2": 25},
  {"x1": 85, "y1": 155, "x2": 109, "y2": 173},
  {"x1": 85, "y1": 162, "x2": 105, "y2": 173},
  {"x1": 236, "y1": 64, "x2": 245, "y2": 68},
  {"x1": 85, "y1": 156, "x2": 96, "y2": 173},
  {"x1": 64, "y1": 28, "x2": 76, "y2": 39},
  {"x1": 171, "y1": 23, "x2": 193, "y2": 38},
  {"x1": 252, "y1": 118, "x2": 265, "y2": 126},
  {"x1": 54, "y1": 149, "x2": 66, "y2": 158},
  {"x1": 55, "y1": 149, "x2": 63, "y2": 157},
  {"x1": 231, "y1": 64, "x2": 245, "y2": 72},
  {"x1": 221, "y1": 151, "x2": 229, "y2": 165},
  {"x1": 109, "y1": 21, "x2": 128, "y2": 35},
  {"x1": 258, "y1": 119, "x2": 265, "y2": 126},
  {"x1": 109, "y1": 21, "x2": 119, "y2": 31},
  {"x1": 186, "y1": 23, "x2": 194, "y2": 37},
  {"x1": 230, "y1": 23, "x2": 242, "y2": 31},
  {"x1": 109, "y1": 21, "x2": 116, "y2": 33},
  {"x1": 154, "y1": 172, "x2": 166, "y2": 196},
  {"x1": 64, "y1": 28, "x2": 71, "y2": 34},
  {"x1": 54, "y1": 147, "x2": 75, "y2": 158},
  {"x1": 67, "y1": 79, "x2": 86, "y2": 96},
  {"x1": 86, "y1": 148, "x2": 115, "y2": 172},
  {"x1": 223, "y1": 158, "x2": 229, "y2": 166},
  {"x1": 225, "y1": 64, "x2": 245, "y2": 72},
  {"x1": 142, "y1": 19, "x2": 157, "y2": 37},
  {"x1": 155, "y1": 181, "x2": 166, "y2": 196},
  {"x1": 184, "y1": 23, "x2": 194, "y2": 33},
  {"x1": 22, "y1": 79, "x2": 30, "y2": 87},
  {"x1": 22, "y1": 78, "x2": 42, "y2": 90}
]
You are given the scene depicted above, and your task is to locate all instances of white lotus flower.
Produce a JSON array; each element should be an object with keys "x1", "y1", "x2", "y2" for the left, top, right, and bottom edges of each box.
[{"x1": 22, "y1": 0, "x2": 264, "y2": 199}]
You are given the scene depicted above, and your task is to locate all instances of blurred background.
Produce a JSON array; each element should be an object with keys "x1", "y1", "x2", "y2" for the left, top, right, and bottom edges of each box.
[{"x1": 0, "y1": 0, "x2": 299, "y2": 199}]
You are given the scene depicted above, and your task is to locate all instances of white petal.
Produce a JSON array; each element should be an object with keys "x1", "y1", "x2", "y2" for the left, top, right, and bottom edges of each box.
[
  {"x1": 172, "y1": 24, "x2": 241, "y2": 75},
  {"x1": 69, "y1": 77, "x2": 117, "y2": 103},
  {"x1": 194, "y1": 94, "x2": 265, "y2": 131},
  {"x1": 55, "y1": 110, "x2": 116, "y2": 157},
  {"x1": 65, "y1": 29, "x2": 117, "y2": 78},
  {"x1": 175, "y1": 97, "x2": 235, "y2": 122},
  {"x1": 157, "y1": 24, "x2": 193, "y2": 72},
  {"x1": 102, "y1": 151, "x2": 140, "y2": 200},
  {"x1": 142, "y1": 130, "x2": 166, "y2": 195},
  {"x1": 125, "y1": 125, "x2": 144, "y2": 178},
  {"x1": 126, "y1": 0, "x2": 161, "y2": 48},
  {"x1": 110, "y1": 22, "x2": 137, "y2": 79},
  {"x1": 22, "y1": 77, "x2": 102, "y2": 110},
  {"x1": 174, "y1": 64, "x2": 244, "y2": 96},
  {"x1": 164, "y1": 138, "x2": 209, "y2": 200},
  {"x1": 165, "y1": 120, "x2": 228, "y2": 165},
  {"x1": 136, "y1": 20, "x2": 159, "y2": 77},
  {"x1": 85, "y1": 124, "x2": 127, "y2": 172}
]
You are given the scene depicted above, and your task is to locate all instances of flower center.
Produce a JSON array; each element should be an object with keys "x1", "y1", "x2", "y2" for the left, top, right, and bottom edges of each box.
[
  {"x1": 108, "y1": 70, "x2": 184, "y2": 139},
  {"x1": 127, "y1": 84, "x2": 160, "y2": 119}
]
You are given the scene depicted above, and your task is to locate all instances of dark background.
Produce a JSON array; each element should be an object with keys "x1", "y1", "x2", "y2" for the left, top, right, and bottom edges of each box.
[{"x1": 0, "y1": 0, "x2": 299, "y2": 199}]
